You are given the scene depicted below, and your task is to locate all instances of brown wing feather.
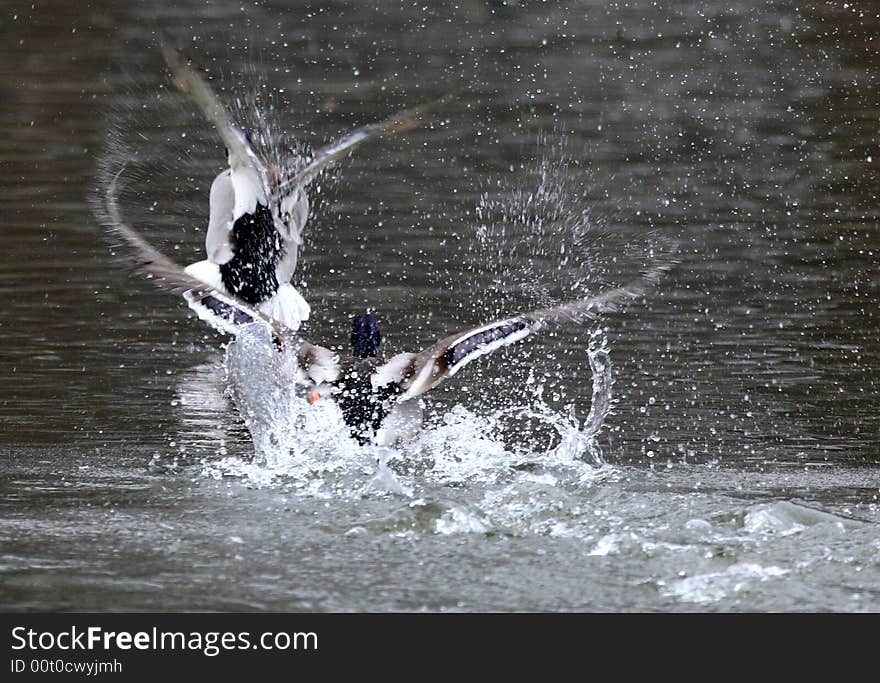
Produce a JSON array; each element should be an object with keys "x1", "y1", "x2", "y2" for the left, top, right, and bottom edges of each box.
[
  {"x1": 397, "y1": 260, "x2": 675, "y2": 399},
  {"x1": 278, "y1": 93, "x2": 456, "y2": 192},
  {"x1": 520, "y1": 259, "x2": 673, "y2": 327},
  {"x1": 161, "y1": 46, "x2": 266, "y2": 177}
]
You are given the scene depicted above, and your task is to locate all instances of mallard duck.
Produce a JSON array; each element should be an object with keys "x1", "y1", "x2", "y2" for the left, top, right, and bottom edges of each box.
[
  {"x1": 101, "y1": 171, "x2": 670, "y2": 446},
  {"x1": 161, "y1": 47, "x2": 449, "y2": 332}
]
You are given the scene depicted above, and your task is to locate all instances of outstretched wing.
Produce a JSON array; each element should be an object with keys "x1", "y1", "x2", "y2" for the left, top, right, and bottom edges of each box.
[
  {"x1": 277, "y1": 94, "x2": 455, "y2": 193},
  {"x1": 164, "y1": 44, "x2": 452, "y2": 197},
  {"x1": 162, "y1": 46, "x2": 268, "y2": 179},
  {"x1": 384, "y1": 262, "x2": 674, "y2": 400},
  {"x1": 98, "y1": 166, "x2": 338, "y2": 383},
  {"x1": 273, "y1": 94, "x2": 454, "y2": 280}
]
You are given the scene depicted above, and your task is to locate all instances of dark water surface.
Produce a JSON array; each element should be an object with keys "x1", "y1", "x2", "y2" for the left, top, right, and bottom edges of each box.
[{"x1": 1, "y1": 1, "x2": 878, "y2": 611}]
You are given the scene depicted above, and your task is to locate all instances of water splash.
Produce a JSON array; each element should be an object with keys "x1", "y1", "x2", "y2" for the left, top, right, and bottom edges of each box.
[
  {"x1": 206, "y1": 324, "x2": 364, "y2": 490},
  {"x1": 448, "y1": 133, "x2": 671, "y2": 324},
  {"x1": 582, "y1": 327, "x2": 615, "y2": 462},
  {"x1": 464, "y1": 134, "x2": 600, "y2": 318},
  {"x1": 203, "y1": 322, "x2": 615, "y2": 496}
]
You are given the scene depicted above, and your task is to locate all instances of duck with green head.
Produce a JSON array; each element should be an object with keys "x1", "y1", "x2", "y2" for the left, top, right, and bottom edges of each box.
[{"x1": 329, "y1": 313, "x2": 403, "y2": 445}]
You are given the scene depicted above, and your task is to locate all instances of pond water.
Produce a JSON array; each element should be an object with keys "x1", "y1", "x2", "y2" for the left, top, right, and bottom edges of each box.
[{"x1": 1, "y1": 0, "x2": 878, "y2": 611}]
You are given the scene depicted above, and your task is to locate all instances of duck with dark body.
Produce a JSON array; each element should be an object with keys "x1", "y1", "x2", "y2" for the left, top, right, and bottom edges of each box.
[
  {"x1": 161, "y1": 46, "x2": 453, "y2": 334},
  {"x1": 219, "y1": 202, "x2": 284, "y2": 304},
  {"x1": 333, "y1": 314, "x2": 404, "y2": 445}
]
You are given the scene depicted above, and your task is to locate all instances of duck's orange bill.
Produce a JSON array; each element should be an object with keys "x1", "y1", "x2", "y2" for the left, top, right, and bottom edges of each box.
[{"x1": 309, "y1": 389, "x2": 321, "y2": 405}]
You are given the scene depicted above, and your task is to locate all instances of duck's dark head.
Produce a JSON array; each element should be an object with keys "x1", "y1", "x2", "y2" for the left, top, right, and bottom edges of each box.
[{"x1": 351, "y1": 313, "x2": 381, "y2": 358}]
